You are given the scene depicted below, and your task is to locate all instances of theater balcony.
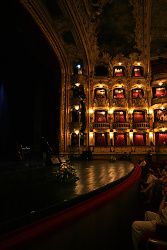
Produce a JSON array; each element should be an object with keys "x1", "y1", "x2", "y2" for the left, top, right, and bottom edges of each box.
[
  {"x1": 112, "y1": 122, "x2": 130, "y2": 129},
  {"x1": 93, "y1": 122, "x2": 110, "y2": 129},
  {"x1": 151, "y1": 97, "x2": 167, "y2": 106},
  {"x1": 112, "y1": 98, "x2": 127, "y2": 107},
  {"x1": 153, "y1": 121, "x2": 167, "y2": 129},
  {"x1": 131, "y1": 98, "x2": 147, "y2": 107},
  {"x1": 133, "y1": 122, "x2": 150, "y2": 129}
]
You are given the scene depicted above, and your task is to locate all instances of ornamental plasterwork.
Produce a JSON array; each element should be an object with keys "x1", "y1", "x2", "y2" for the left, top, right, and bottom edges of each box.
[
  {"x1": 129, "y1": 0, "x2": 145, "y2": 55},
  {"x1": 71, "y1": 0, "x2": 99, "y2": 66}
]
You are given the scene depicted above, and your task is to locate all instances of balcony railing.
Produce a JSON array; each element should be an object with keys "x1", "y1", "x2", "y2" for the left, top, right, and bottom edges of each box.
[
  {"x1": 151, "y1": 97, "x2": 167, "y2": 106},
  {"x1": 112, "y1": 99, "x2": 127, "y2": 107},
  {"x1": 131, "y1": 98, "x2": 147, "y2": 107},
  {"x1": 93, "y1": 122, "x2": 110, "y2": 129},
  {"x1": 93, "y1": 98, "x2": 109, "y2": 107},
  {"x1": 133, "y1": 122, "x2": 150, "y2": 128},
  {"x1": 153, "y1": 121, "x2": 167, "y2": 129},
  {"x1": 112, "y1": 122, "x2": 130, "y2": 128}
]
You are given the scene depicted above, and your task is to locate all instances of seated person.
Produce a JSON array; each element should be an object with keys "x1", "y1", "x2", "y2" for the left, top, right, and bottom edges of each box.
[
  {"x1": 132, "y1": 183, "x2": 167, "y2": 250},
  {"x1": 140, "y1": 168, "x2": 158, "y2": 203}
]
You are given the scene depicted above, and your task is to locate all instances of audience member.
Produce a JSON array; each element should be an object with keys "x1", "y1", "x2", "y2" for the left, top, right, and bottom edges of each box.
[
  {"x1": 132, "y1": 183, "x2": 167, "y2": 250},
  {"x1": 140, "y1": 168, "x2": 158, "y2": 204}
]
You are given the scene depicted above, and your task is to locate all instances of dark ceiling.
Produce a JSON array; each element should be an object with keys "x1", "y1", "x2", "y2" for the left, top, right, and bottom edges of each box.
[
  {"x1": 38, "y1": 0, "x2": 167, "y2": 69},
  {"x1": 97, "y1": 0, "x2": 136, "y2": 57}
]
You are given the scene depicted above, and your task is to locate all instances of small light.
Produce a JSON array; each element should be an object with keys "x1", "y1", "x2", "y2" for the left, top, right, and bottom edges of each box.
[
  {"x1": 75, "y1": 130, "x2": 79, "y2": 135},
  {"x1": 89, "y1": 108, "x2": 94, "y2": 114},
  {"x1": 137, "y1": 62, "x2": 141, "y2": 66},
  {"x1": 108, "y1": 109, "x2": 113, "y2": 114},
  {"x1": 74, "y1": 105, "x2": 79, "y2": 110},
  {"x1": 76, "y1": 64, "x2": 81, "y2": 69},
  {"x1": 118, "y1": 62, "x2": 122, "y2": 65},
  {"x1": 159, "y1": 81, "x2": 163, "y2": 86},
  {"x1": 75, "y1": 83, "x2": 80, "y2": 87}
]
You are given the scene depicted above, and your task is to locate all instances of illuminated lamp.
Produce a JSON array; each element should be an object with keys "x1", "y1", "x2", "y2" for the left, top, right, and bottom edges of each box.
[
  {"x1": 89, "y1": 108, "x2": 94, "y2": 114},
  {"x1": 108, "y1": 109, "x2": 114, "y2": 114},
  {"x1": 75, "y1": 130, "x2": 79, "y2": 135},
  {"x1": 149, "y1": 132, "x2": 153, "y2": 140},
  {"x1": 75, "y1": 83, "x2": 80, "y2": 87},
  {"x1": 74, "y1": 105, "x2": 80, "y2": 110},
  {"x1": 76, "y1": 64, "x2": 81, "y2": 69},
  {"x1": 110, "y1": 132, "x2": 114, "y2": 139}
]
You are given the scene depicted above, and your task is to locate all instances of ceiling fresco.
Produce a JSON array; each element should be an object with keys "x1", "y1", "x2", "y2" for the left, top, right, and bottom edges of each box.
[
  {"x1": 151, "y1": 0, "x2": 167, "y2": 58},
  {"x1": 97, "y1": 0, "x2": 136, "y2": 57},
  {"x1": 23, "y1": 0, "x2": 167, "y2": 70}
]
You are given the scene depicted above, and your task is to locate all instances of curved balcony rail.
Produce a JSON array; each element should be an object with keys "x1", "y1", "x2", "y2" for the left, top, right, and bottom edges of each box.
[
  {"x1": 112, "y1": 99, "x2": 127, "y2": 107},
  {"x1": 93, "y1": 98, "x2": 109, "y2": 107},
  {"x1": 93, "y1": 122, "x2": 110, "y2": 129},
  {"x1": 112, "y1": 122, "x2": 130, "y2": 129},
  {"x1": 133, "y1": 122, "x2": 150, "y2": 129},
  {"x1": 153, "y1": 121, "x2": 167, "y2": 129},
  {"x1": 151, "y1": 97, "x2": 167, "y2": 106},
  {"x1": 151, "y1": 73, "x2": 167, "y2": 82},
  {"x1": 131, "y1": 98, "x2": 147, "y2": 107}
]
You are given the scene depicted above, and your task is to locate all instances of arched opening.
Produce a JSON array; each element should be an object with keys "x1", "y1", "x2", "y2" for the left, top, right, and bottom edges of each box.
[{"x1": 0, "y1": 1, "x2": 61, "y2": 160}]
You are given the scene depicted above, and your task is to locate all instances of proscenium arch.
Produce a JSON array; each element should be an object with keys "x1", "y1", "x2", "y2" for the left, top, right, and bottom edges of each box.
[{"x1": 20, "y1": 0, "x2": 71, "y2": 153}]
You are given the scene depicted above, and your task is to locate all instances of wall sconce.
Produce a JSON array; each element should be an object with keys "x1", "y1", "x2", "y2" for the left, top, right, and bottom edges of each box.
[
  {"x1": 118, "y1": 62, "x2": 122, "y2": 65},
  {"x1": 89, "y1": 108, "x2": 94, "y2": 114},
  {"x1": 149, "y1": 132, "x2": 153, "y2": 140},
  {"x1": 137, "y1": 62, "x2": 141, "y2": 66},
  {"x1": 158, "y1": 81, "x2": 163, "y2": 86},
  {"x1": 149, "y1": 109, "x2": 153, "y2": 115},
  {"x1": 74, "y1": 105, "x2": 80, "y2": 110},
  {"x1": 161, "y1": 127, "x2": 166, "y2": 132},
  {"x1": 108, "y1": 108, "x2": 114, "y2": 114},
  {"x1": 129, "y1": 131, "x2": 133, "y2": 140},
  {"x1": 75, "y1": 83, "x2": 80, "y2": 87},
  {"x1": 129, "y1": 109, "x2": 133, "y2": 114},
  {"x1": 75, "y1": 130, "x2": 79, "y2": 135},
  {"x1": 110, "y1": 132, "x2": 113, "y2": 139}
]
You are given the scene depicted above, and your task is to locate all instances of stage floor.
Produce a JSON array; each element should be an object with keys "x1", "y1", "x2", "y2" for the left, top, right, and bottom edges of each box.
[{"x1": 0, "y1": 159, "x2": 134, "y2": 234}]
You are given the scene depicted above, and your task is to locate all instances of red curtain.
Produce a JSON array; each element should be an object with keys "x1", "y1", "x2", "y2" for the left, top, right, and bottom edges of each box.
[
  {"x1": 155, "y1": 133, "x2": 167, "y2": 146},
  {"x1": 115, "y1": 133, "x2": 126, "y2": 146},
  {"x1": 132, "y1": 90, "x2": 143, "y2": 98},
  {"x1": 134, "y1": 134, "x2": 145, "y2": 146},
  {"x1": 95, "y1": 114, "x2": 106, "y2": 122},
  {"x1": 155, "y1": 88, "x2": 166, "y2": 98},
  {"x1": 133, "y1": 112, "x2": 144, "y2": 122},
  {"x1": 115, "y1": 113, "x2": 125, "y2": 123},
  {"x1": 95, "y1": 133, "x2": 107, "y2": 146},
  {"x1": 134, "y1": 69, "x2": 141, "y2": 77}
]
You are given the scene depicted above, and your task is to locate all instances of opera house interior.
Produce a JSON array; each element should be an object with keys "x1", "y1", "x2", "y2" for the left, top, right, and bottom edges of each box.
[
  {"x1": 0, "y1": 0, "x2": 167, "y2": 161},
  {"x1": 0, "y1": 0, "x2": 167, "y2": 250}
]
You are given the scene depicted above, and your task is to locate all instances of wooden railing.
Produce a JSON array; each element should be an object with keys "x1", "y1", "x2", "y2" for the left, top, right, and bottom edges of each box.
[
  {"x1": 133, "y1": 122, "x2": 150, "y2": 128},
  {"x1": 112, "y1": 122, "x2": 130, "y2": 128},
  {"x1": 93, "y1": 122, "x2": 110, "y2": 128}
]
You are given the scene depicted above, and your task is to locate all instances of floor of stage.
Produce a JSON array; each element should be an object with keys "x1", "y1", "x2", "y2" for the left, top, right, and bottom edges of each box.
[{"x1": 0, "y1": 159, "x2": 134, "y2": 235}]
